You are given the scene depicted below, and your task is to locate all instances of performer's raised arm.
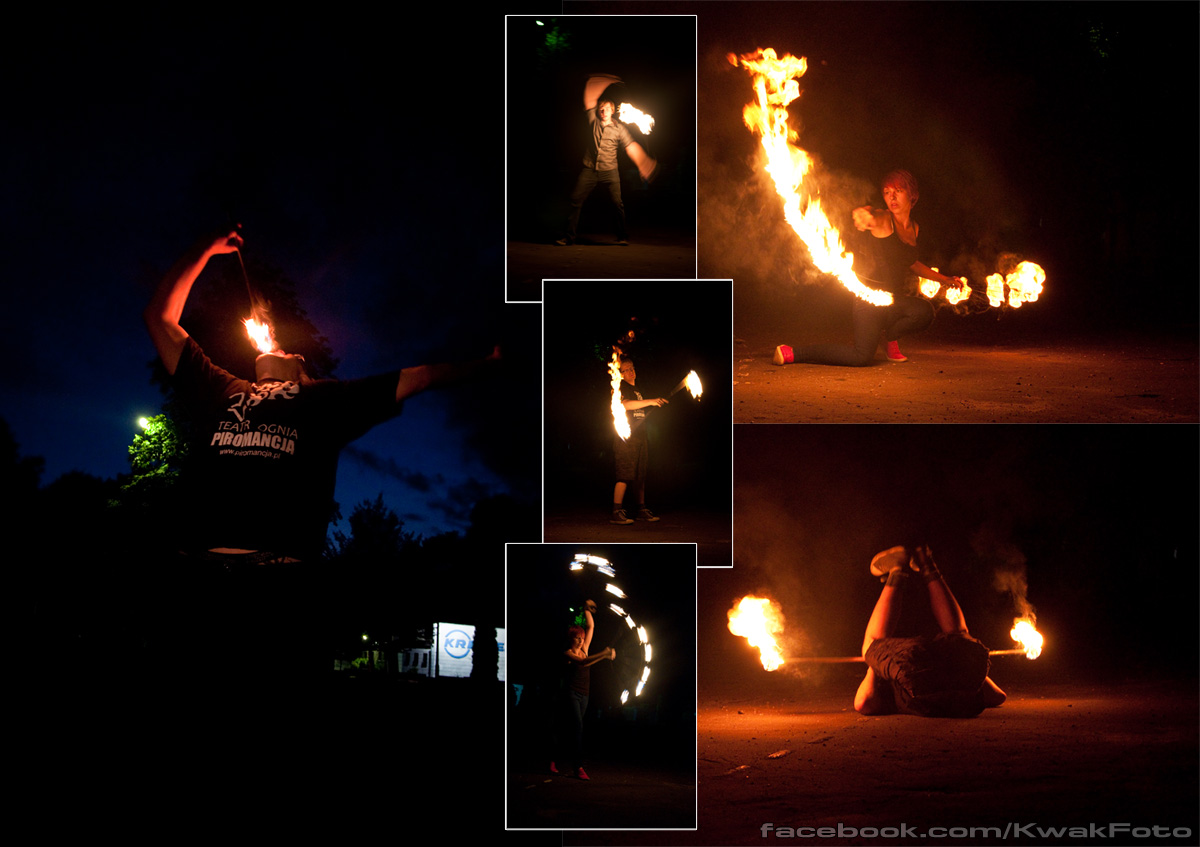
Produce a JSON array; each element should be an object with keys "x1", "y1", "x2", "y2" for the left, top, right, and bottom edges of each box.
[
  {"x1": 583, "y1": 73, "x2": 622, "y2": 111},
  {"x1": 144, "y1": 230, "x2": 243, "y2": 375}
]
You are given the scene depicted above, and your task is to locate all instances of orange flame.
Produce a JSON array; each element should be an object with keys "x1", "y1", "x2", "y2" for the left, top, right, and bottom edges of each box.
[
  {"x1": 609, "y1": 350, "x2": 631, "y2": 441},
  {"x1": 684, "y1": 370, "x2": 703, "y2": 399},
  {"x1": 244, "y1": 316, "x2": 277, "y2": 355},
  {"x1": 618, "y1": 102, "x2": 655, "y2": 134},
  {"x1": 738, "y1": 48, "x2": 891, "y2": 307},
  {"x1": 1010, "y1": 616, "x2": 1044, "y2": 660},
  {"x1": 728, "y1": 595, "x2": 786, "y2": 671}
]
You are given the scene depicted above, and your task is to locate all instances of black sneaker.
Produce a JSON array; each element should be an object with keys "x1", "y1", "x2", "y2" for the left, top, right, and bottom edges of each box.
[
  {"x1": 636, "y1": 507, "x2": 660, "y2": 522},
  {"x1": 555, "y1": 237, "x2": 574, "y2": 246},
  {"x1": 610, "y1": 509, "x2": 634, "y2": 525}
]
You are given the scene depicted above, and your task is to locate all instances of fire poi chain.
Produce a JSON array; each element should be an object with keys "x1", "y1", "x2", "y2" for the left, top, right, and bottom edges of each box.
[{"x1": 735, "y1": 47, "x2": 1046, "y2": 310}]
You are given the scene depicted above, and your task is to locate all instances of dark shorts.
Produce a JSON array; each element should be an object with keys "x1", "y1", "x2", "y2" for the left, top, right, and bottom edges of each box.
[
  {"x1": 866, "y1": 632, "x2": 991, "y2": 717},
  {"x1": 614, "y1": 436, "x2": 648, "y2": 483}
]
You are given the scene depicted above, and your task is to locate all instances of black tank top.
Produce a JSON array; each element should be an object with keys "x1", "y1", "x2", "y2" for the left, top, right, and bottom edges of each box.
[{"x1": 855, "y1": 219, "x2": 920, "y2": 294}]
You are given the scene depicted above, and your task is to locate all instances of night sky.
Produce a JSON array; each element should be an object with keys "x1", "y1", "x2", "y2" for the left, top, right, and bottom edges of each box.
[{"x1": 2, "y1": 14, "x2": 539, "y2": 539}]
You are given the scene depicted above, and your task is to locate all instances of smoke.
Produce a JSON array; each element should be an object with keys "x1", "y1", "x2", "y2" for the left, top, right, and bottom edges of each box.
[{"x1": 971, "y1": 522, "x2": 1036, "y2": 623}]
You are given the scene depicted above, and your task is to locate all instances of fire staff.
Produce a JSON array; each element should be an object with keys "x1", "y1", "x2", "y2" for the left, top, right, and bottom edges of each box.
[
  {"x1": 855, "y1": 544, "x2": 1007, "y2": 717},
  {"x1": 556, "y1": 73, "x2": 657, "y2": 247},
  {"x1": 773, "y1": 170, "x2": 961, "y2": 366}
]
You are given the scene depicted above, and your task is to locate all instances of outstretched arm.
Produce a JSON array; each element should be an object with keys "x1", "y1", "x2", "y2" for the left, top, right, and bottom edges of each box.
[
  {"x1": 144, "y1": 230, "x2": 243, "y2": 375},
  {"x1": 623, "y1": 396, "x2": 667, "y2": 411},
  {"x1": 394, "y1": 346, "x2": 502, "y2": 403},
  {"x1": 583, "y1": 73, "x2": 622, "y2": 111},
  {"x1": 624, "y1": 141, "x2": 657, "y2": 182},
  {"x1": 911, "y1": 260, "x2": 965, "y2": 289}
]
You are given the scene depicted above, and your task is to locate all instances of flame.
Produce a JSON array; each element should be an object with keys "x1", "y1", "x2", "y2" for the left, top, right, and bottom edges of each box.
[
  {"x1": 738, "y1": 48, "x2": 891, "y2": 307},
  {"x1": 609, "y1": 349, "x2": 631, "y2": 441},
  {"x1": 618, "y1": 102, "x2": 655, "y2": 134},
  {"x1": 728, "y1": 595, "x2": 786, "y2": 671},
  {"x1": 244, "y1": 316, "x2": 277, "y2": 355},
  {"x1": 684, "y1": 370, "x2": 703, "y2": 399},
  {"x1": 1010, "y1": 616, "x2": 1044, "y2": 660},
  {"x1": 1004, "y1": 261, "x2": 1045, "y2": 307}
]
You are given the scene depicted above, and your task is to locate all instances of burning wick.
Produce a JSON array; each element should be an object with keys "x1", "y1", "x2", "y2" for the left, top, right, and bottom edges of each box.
[
  {"x1": 1008, "y1": 616, "x2": 1044, "y2": 659},
  {"x1": 668, "y1": 370, "x2": 703, "y2": 399},
  {"x1": 609, "y1": 349, "x2": 631, "y2": 441},
  {"x1": 244, "y1": 316, "x2": 278, "y2": 355},
  {"x1": 618, "y1": 103, "x2": 654, "y2": 134},
  {"x1": 728, "y1": 595, "x2": 786, "y2": 671}
]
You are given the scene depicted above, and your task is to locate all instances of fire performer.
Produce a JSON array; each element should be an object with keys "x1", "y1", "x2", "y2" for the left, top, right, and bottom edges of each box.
[
  {"x1": 556, "y1": 73, "x2": 657, "y2": 247},
  {"x1": 552, "y1": 599, "x2": 616, "y2": 780},
  {"x1": 855, "y1": 544, "x2": 1007, "y2": 717},
  {"x1": 773, "y1": 170, "x2": 961, "y2": 366},
  {"x1": 143, "y1": 230, "x2": 499, "y2": 680},
  {"x1": 610, "y1": 357, "x2": 668, "y2": 525}
]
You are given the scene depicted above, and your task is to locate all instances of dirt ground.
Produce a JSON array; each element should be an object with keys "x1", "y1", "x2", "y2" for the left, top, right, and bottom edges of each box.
[
  {"x1": 558, "y1": 671, "x2": 1198, "y2": 846},
  {"x1": 734, "y1": 319, "x2": 1198, "y2": 424},
  {"x1": 543, "y1": 505, "x2": 733, "y2": 569}
]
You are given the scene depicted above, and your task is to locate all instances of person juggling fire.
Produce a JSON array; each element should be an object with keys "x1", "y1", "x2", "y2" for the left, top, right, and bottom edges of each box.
[
  {"x1": 774, "y1": 170, "x2": 962, "y2": 366},
  {"x1": 556, "y1": 73, "x2": 657, "y2": 247},
  {"x1": 855, "y1": 544, "x2": 1007, "y2": 718}
]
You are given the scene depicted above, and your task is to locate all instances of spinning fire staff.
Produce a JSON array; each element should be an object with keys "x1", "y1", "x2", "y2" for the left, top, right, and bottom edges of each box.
[
  {"x1": 143, "y1": 229, "x2": 500, "y2": 682},
  {"x1": 556, "y1": 73, "x2": 657, "y2": 247}
]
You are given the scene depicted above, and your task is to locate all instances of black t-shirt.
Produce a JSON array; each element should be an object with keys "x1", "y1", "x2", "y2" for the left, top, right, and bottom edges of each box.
[{"x1": 172, "y1": 338, "x2": 401, "y2": 560}]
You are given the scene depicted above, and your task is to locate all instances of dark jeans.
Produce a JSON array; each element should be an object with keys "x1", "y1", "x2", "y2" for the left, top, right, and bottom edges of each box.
[
  {"x1": 794, "y1": 296, "x2": 934, "y2": 366},
  {"x1": 566, "y1": 167, "x2": 626, "y2": 240},
  {"x1": 555, "y1": 690, "x2": 589, "y2": 769}
]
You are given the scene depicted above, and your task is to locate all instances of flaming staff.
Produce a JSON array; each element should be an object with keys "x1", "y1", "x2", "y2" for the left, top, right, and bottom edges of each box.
[
  {"x1": 233, "y1": 237, "x2": 279, "y2": 355},
  {"x1": 730, "y1": 594, "x2": 1045, "y2": 670},
  {"x1": 668, "y1": 370, "x2": 703, "y2": 399}
]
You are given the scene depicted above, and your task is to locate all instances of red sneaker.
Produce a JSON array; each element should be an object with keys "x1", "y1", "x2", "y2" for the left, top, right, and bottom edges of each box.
[
  {"x1": 550, "y1": 761, "x2": 558, "y2": 774},
  {"x1": 886, "y1": 340, "x2": 908, "y2": 362},
  {"x1": 772, "y1": 344, "x2": 794, "y2": 365},
  {"x1": 576, "y1": 767, "x2": 590, "y2": 780}
]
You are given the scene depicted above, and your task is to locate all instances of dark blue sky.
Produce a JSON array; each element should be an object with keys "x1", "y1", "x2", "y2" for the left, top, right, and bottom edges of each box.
[{"x1": 1, "y1": 13, "x2": 536, "y2": 538}]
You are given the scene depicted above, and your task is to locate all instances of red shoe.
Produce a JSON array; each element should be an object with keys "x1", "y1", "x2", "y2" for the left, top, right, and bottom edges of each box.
[
  {"x1": 886, "y1": 340, "x2": 908, "y2": 362},
  {"x1": 772, "y1": 345, "x2": 794, "y2": 365},
  {"x1": 549, "y1": 761, "x2": 558, "y2": 774},
  {"x1": 576, "y1": 767, "x2": 590, "y2": 780}
]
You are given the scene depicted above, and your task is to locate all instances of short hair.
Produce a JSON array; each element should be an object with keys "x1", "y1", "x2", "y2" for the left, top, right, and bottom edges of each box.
[
  {"x1": 598, "y1": 98, "x2": 618, "y2": 118},
  {"x1": 882, "y1": 169, "x2": 919, "y2": 204},
  {"x1": 567, "y1": 625, "x2": 585, "y2": 641}
]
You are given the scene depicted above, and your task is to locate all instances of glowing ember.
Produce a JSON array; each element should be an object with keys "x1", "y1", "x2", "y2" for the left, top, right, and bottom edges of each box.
[
  {"x1": 684, "y1": 370, "x2": 703, "y2": 399},
  {"x1": 1010, "y1": 617, "x2": 1044, "y2": 660},
  {"x1": 618, "y1": 102, "x2": 655, "y2": 134},
  {"x1": 738, "y1": 48, "x2": 891, "y2": 307},
  {"x1": 609, "y1": 349, "x2": 631, "y2": 441},
  {"x1": 244, "y1": 316, "x2": 277, "y2": 355},
  {"x1": 728, "y1": 595, "x2": 786, "y2": 671}
]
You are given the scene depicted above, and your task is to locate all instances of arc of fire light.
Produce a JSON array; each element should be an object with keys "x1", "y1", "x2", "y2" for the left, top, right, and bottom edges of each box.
[{"x1": 570, "y1": 553, "x2": 652, "y2": 703}]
